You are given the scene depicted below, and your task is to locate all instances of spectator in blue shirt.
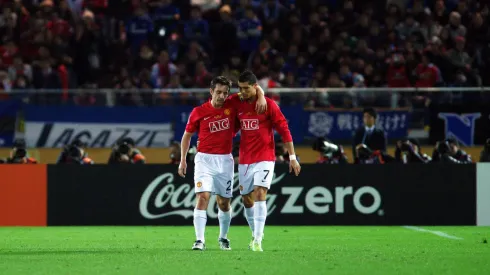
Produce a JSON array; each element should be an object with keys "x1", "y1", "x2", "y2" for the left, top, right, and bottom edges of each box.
[
  {"x1": 237, "y1": 6, "x2": 263, "y2": 59},
  {"x1": 263, "y1": 0, "x2": 289, "y2": 23},
  {"x1": 184, "y1": 6, "x2": 210, "y2": 48},
  {"x1": 293, "y1": 54, "x2": 314, "y2": 87},
  {"x1": 126, "y1": 7, "x2": 154, "y2": 55},
  {"x1": 150, "y1": 0, "x2": 181, "y2": 33}
]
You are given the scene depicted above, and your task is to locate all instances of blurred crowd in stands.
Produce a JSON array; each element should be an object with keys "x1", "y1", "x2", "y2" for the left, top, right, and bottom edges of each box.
[{"x1": 0, "y1": 0, "x2": 489, "y2": 107}]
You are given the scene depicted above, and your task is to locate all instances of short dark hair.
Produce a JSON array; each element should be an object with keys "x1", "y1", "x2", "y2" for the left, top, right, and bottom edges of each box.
[
  {"x1": 363, "y1": 107, "x2": 377, "y2": 119},
  {"x1": 238, "y1": 70, "x2": 257, "y2": 84},
  {"x1": 210, "y1": 76, "x2": 232, "y2": 92}
]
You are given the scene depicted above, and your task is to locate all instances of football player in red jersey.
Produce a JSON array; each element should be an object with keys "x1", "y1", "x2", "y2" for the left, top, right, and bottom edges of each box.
[
  {"x1": 231, "y1": 70, "x2": 301, "y2": 251},
  {"x1": 178, "y1": 76, "x2": 266, "y2": 251}
]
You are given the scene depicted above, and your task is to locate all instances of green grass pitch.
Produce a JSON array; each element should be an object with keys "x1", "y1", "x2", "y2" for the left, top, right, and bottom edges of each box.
[{"x1": 0, "y1": 226, "x2": 489, "y2": 274}]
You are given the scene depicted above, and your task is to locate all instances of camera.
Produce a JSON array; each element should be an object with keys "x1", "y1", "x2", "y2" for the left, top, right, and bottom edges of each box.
[
  {"x1": 117, "y1": 142, "x2": 131, "y2": 155},
  {"x1": 400, "y1": 141, "x2": 413, "y2": 152},
  {"x1": 10, "y1": 139, "x2": 27, "y2": 163},
  {"x1": 66, "y1": 145, "x2": 83, "y2": 163},
  {"x1": 356, "y1": 144, "x2": 373, "y2": 160},
  {"x1": 108, "y1": 137, "x2": 141, "y2": 164},
  {"x1": 312, "y1": 137, "x2": 341, "y2": 157},
  {"x1": 484, "y1": 138, "x2": 490, "y2": 152},
  {"x1": 313, "y1": 137, "x2": 348, "y2": 164},
  {"x1": 6, "y1": 139, "x2": 36, "y2": 164},
  {"x1": 436, "y1": 140, "x2": 451, "y2": 155},
  {"x1": 114, "y1": 138, "x2": 135, "y2": 159},
  {"x1": 187, "y1": 146, "x2": 197, "y2": 163},
  {"x1": 479, "y1": 138, "x2": 490, "y2": 162},
  {"x1": 12, "y1": 147, "x2": 27, "y2": 159},
  {"x1": 169, "y1": 142, "x2": 197, "y2": 164}
]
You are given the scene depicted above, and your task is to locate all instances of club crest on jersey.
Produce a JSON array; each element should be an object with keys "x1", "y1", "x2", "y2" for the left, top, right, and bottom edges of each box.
[
  {"x1": 209, "y1": 118, "x2": 230, "y2": 133},
  {"x1": 224, "y1": 109, "x2": 231, "y2": 116},
  {"x1": 241, "y1": 119, "x2": 259, "y2": 130}
]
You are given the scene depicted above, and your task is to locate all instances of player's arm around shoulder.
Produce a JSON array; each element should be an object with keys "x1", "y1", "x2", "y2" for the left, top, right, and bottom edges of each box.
[{"x1": 255, "y1": 85, "x2": 267, "y2": 114}]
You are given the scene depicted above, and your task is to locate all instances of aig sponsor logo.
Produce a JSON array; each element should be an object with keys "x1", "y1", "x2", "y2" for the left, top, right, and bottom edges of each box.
[
  {"x1": 209, "y1": 118, "x2": 230, "y2": 133},
  {"x1": 241, "y1": 119, "x2": 259, "y2": 130}
]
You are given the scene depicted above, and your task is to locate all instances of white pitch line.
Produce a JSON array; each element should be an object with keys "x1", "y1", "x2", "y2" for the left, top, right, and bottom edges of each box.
[{"x1": 402, "y1": 226, "x2": 464, "y2": 240}]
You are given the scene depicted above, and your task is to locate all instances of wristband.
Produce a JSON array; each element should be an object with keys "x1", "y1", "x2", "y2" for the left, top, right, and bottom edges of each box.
[{"x1": 289, "y1": 154, "x2": 297, "y2": 161}]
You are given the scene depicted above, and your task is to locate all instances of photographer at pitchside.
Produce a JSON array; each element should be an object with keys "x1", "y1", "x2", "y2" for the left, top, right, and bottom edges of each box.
[{"x1": 108, "y1": 138, "x2": 146, "y2": 164}]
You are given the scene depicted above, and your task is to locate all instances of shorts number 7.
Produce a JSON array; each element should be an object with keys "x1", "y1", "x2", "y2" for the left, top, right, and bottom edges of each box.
[{"x1": 262, "y1": 170, "x2": 270, "y2": 181}]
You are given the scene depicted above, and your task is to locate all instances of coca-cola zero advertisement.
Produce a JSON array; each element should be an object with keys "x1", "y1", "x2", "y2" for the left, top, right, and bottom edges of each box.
[{"x1": 47, "y1": 164, "x2": 476, "y2": 226}]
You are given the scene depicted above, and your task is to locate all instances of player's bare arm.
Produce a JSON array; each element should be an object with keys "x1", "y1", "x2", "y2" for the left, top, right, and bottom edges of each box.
[
  {"x1": 284, "y1": 141, "x2": 301, "y2": 176},
  {"x1": 178, "y1": 131, "x2": 193, "y2": 178}
]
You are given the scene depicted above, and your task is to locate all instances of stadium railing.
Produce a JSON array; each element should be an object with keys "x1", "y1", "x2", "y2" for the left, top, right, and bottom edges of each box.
[
  {"x1": 8, "y1": 86, "x2": 490, "y2": 107},
  {"x1": 4, "y1": 87, "x2": 490, "y2": 149}
]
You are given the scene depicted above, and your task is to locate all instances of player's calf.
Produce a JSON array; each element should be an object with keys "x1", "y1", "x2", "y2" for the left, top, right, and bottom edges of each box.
[
  {"x1": 216, "y1": 195, "x2": 232, "y2": 250},
  {"x1": 193, "y1": 192, "x2": 210, "y2": 249},
  {"x1": 241, "y1": 193, "x2": 255, "y2": 241},
  {"x1": 252, "y1": 186, "x2": 268, "y2": 250}
]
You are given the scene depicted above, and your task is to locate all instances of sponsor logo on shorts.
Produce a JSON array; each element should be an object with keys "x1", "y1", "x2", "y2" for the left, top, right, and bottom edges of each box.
[
  {"x1": 239, "y1": 185, "x2": 243, "y2": 191},
  {"x1": 224, "y1": 109, "x2": 231, "y2": 116},
  {"x1": 196, "y1": 182, "x2": 202, "y2": 188},
  {"x1": 209, "y1": 118, "x2": 230, "y2": 133},
  {"x1": 240, "y1": 119, "x2": 259, "y2": 130}
]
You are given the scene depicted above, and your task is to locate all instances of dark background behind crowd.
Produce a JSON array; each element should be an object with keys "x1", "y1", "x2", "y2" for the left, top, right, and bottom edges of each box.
[{"x1": 0, "y1": 0, "x2": 489, "y2": 108}]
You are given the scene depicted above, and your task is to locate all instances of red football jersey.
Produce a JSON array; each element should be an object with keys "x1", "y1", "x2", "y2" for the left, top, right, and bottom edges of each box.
[
  {"x1": 185, "y1": 100, "x2": 238, "y2": 155},
  {"x1": 415, "y1": 64, "x2": 441, "y2": 87},
  {"x1": 386, "y1": 65, "x2": 411, "y2": 88},
  {"x1": 230, "y1": 95, "x2": 292, "y2": 164}
]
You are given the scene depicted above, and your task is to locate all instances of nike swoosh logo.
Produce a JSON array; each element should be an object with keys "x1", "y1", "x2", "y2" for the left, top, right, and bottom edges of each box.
[{"x1": 204, "y1": 117, "x2": 211, "y2": 120}]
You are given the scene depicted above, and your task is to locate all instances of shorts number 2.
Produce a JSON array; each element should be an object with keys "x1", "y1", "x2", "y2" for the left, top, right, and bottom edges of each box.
[{"x1": 226, "y1": 180, "x2": 231, "y2": 193}]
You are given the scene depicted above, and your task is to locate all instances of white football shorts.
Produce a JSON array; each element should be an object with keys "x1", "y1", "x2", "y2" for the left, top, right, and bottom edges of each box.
[
  {"x1": 194, "y1": 152, "x2": 234, "y2": 198},
  {"x1": 238, "y1": 161, "x2": 275, "y2": 195}
]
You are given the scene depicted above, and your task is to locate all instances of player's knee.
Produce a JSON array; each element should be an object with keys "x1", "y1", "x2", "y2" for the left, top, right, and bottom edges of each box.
[
  {"x1": 195, "y1": 192, "x2": 210, "y2": 210},
  {"x1": 217, "y1": 198, "x2": 231, "y2": 212},
  {"x1": 216, "y1": 195, "x2": 231, "y2": 211},
  {"x1": 242, "y1": 194, "x2": 254, "y2": 208},
  {"x1": 254, "y1": 186, "x2": 267, "y2": 201}
]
